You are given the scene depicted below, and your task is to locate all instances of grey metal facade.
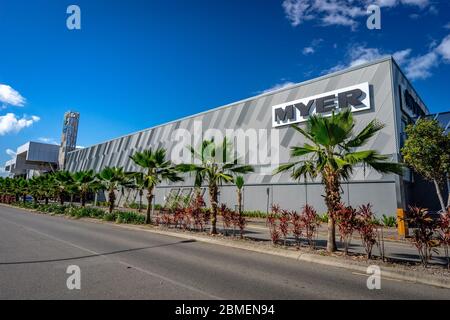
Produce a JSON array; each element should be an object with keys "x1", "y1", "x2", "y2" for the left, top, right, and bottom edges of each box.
[{"x1": 65, "y1": 57, "x2": 429, "y2": 216}]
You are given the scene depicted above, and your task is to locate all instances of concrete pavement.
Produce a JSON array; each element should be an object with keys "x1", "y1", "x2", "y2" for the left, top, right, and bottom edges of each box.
[{"x1": 0, "y1": 205, "x2": 449, "y2": 299}]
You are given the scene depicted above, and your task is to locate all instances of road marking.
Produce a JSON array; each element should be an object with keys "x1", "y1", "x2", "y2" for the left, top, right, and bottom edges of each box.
[{"x1": 0, "y1": 215, "x2": 223, "y2": 300}]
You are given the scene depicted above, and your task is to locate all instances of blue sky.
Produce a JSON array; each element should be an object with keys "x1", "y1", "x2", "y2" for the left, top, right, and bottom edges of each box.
[{"x1": 1, "y1": 0, "x2": 450, "y2": 174}]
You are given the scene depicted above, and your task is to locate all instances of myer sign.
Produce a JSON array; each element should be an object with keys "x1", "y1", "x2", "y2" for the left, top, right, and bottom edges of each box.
[{"x1": 272, "y1": 82, "x2": 371, "y2": 128}]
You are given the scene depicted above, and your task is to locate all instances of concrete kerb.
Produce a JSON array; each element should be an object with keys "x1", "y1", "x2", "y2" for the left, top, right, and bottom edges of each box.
[{"x1": 2, "y1": 203, "x2": 450, "y2": 290}]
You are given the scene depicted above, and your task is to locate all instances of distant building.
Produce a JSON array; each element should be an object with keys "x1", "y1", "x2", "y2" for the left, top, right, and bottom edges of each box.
[
  {"x1": 4, "y1": 111, "x2": 80, "y2": 177},
  {"x1": 3, "y1": 142, "x2": 59, "y2": 178},
  {"x1": 58, "y1": 111, "x2": 80, "y2": 169}
]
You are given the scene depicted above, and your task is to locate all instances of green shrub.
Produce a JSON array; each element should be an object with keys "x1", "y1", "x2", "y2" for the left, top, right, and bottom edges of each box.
[
  {"x1": 65, "y1": 206, "x2": 78, "y2": 217},
  {"x1": 103, "y1": 212, "x2": 117, "y2": 222},
  {"x1": 371, "y1": 217, "x2": 382, "y2": 226},
  {"x1": 126, "y1": 202, "x2": 141, "y2": 209},
  {"x1": 319, "y1": 213, "x2": 329, "y2": 223},
  {"x1": 381, "y1": 214, "x2": 397, "y2": 227},
  {"x1": 85, "y1": 207, "x2": 105, "y2": 218},
  {"x1": 97, "y1": 201, "x2": 110, "y2": 207},
  {"x1": 116, "y1": 211, "x2": 145, "y2": 224},
  {"x1": 240, "y1": 210, "x2": 268, "y2": 218}
]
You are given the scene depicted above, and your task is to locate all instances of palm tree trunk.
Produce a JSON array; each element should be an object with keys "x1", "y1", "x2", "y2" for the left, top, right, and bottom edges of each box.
[
  {"x1": 45, "y1": 197, "x2": 49, "y2": 205},
  {"x1": 108, "y1": 190, "x2": 116, "y2": 214},
  {"x1": 327, "y1": 216, "x2": 337, "y2": 252},
  {"x1": 434, "y1": 179, "x2": 446, "y2": 212},
  {"x1": 324, "y1": 168, "x2": 339, "y2": 252},
  {"x1": 146, "y1": 186, "x2": 154, "y2": 224},
  {"x1": 139, "y1": 190, "x2": 143, "y2": 212},
  {"x1": 209, "y1": 184, "x2": 219, "y2": 235},
  {"x1": 59, "y1": 193, "x2": 64, "y2": 205},
  {"x1": 237, "y1": 190, "x2": 242, "y2": 216},
  {"x1": 81, "y1": 192, "x2": 86, "y2": 207}
]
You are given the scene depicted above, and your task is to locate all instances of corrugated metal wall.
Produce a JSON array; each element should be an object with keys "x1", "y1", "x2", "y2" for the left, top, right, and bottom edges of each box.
[{"x1": 66, "y1": 58, "x2": 405, "y2": 216}]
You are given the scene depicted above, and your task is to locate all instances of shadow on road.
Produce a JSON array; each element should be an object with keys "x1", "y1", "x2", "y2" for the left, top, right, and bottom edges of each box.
[{"x1": 0, "y1": 239, "x2": 197, "y2": 265}]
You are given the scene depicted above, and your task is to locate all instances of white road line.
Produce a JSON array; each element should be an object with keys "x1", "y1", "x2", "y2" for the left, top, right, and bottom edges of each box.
[{"x1": 0, "y1": 215, "x2": 223, "y2": 300}]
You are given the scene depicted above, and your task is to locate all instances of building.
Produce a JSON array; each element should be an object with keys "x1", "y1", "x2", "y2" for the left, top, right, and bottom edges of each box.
[
  {"x1": 4, "y1": 142, "x2": 59, "y2": 178},
  {"x1": 58, "y1": 111, "x2": 80, "y2": 169},
  {"x1": 4, "y1": 111, "x2": 80, "y2": 178},
  {"x1": 55, "y1": 57, "x2": 449, "y2": 214}
]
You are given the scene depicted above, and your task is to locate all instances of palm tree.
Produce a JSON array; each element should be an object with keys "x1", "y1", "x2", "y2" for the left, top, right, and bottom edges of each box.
[
  {"x1": 53, "y1": 171, "x2": 74, "y2": 205},
  {"x1": 28, "y1": 177, "x2": 41, "y2": 204},
  {"x1": 73, "y1": 170, "x2": 96, "y2": 207},
  {"x1": 18, "y1": 178, "x2": 29, "y2": 204},
  {"x1": 36, "y1": 174, "x2": 55, "y2": 205},
  {"x1": 129, "y1": 148, "x2": 183, "y2": 224},
  {"x1": 2, "y1": 177, "x2": 20, "y2": 203},
  {"x1": 275, "y1": 109, "x2": 403, "y2": 252},
  {"x1": 235, "y1": 176, "x2": 244, "y2": 216},
  {"x1": 98, "y1": 167, "x2": 126, "y2": 213},
  {"x1": 130, "y1": 171, "x2": 146, "y2": 212},
  {"x1": 177, "y1": 138, "x2": 254, "y2": 234}
]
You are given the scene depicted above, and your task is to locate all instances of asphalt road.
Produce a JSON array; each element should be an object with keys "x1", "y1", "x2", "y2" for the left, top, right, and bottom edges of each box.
[{"x1": 0, "y1": 205, "x2": 449, "y2": 300}]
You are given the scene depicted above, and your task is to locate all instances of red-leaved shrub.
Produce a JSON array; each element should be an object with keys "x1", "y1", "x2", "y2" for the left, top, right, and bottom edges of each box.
[
  {"x1": 279, "y1": 209, "x2": 290, "y2": 246},
  {"x1": 301, "y1": 204, "x2": 320, "y2": 248},
  {"x1": 406, "y1": 206, "x2": 440, "y2": 267},
  {"x1": 268, "y1": 205, "x2": 281, "y2": 245},
  {"x1": 335, "y1": 203, "x2": 358, "y2": 255},
  {"x1": 356, "y1": 204, "x2": 377, "y2": 259},
  {"x1": 290, "y1": 211, "x2": 303, "y2": 248}
]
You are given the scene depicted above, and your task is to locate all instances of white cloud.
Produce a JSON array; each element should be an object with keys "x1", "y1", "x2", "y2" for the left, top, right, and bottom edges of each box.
[
  {"x1": 0, "y1": 84, "x2": 26, "y2": 107},
  {"x1": 76, "y1": 145, "x2": 85, "y2": 149},
  {"x1": 348, "y1": 47, "x2": 387, "y2": 67},
  {"x1": 392, "y1": 49, "x2": 412, "y2": 65},
  {"x1": 0, "y1": 113, "x2": 40, "y2": 136},
  {"x1": 322, "y1": 45, "x2": 394, "y2": 74},
  {"x1": 282, "y1": 0, "x2": 314, "y2": 26},
  {"x1": 405, "y1": 52, "x2": 439, "y2": 80},
  {"x1": 322, "y1": 45, "x2": 413, "y2": 75},
  {"x1": 303, "y1": 47, "x2": 315, "y2": 55},
  {"x1": 37, "y1": 137, "x2": 59, "y2": 145},
  {"x1": 322, "y1": 32, "x2": 450, "y2": 81},
  {"x1": 258, "y1": 81, "x2": 296, "y2": 94},
  {"x1": 6, "y1": 148, "x2": 16, "y2": 157},
  {"x1": 374, "y1": 0, "x2": 430, "y2": 7},
  {"x1": 402, "y1": 33, "x2": 450, "y2": 80},
  {"x1": 321, "y1": 14, "x2": 358, "y2": 29},
  {"x1": 282, "y1": 0, "x2": 432, "y2": 29},
  {"x1": 374, "y1": 0, "x2": 398, "y2": 7},
  {"x1": 401, "y1": 0, "x2": 429, "y2": 8},
  {"x1": 436, "y1": 34, "x2": 450, "y2": 62},
  {"x1": 302, "y1": 38, "x2": 323, "y2": 55}
]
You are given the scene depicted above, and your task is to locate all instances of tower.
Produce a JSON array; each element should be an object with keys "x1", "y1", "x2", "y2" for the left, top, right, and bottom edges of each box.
[{"x1": 58, "y1": 111, "x2": 80, "y2": 170}]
